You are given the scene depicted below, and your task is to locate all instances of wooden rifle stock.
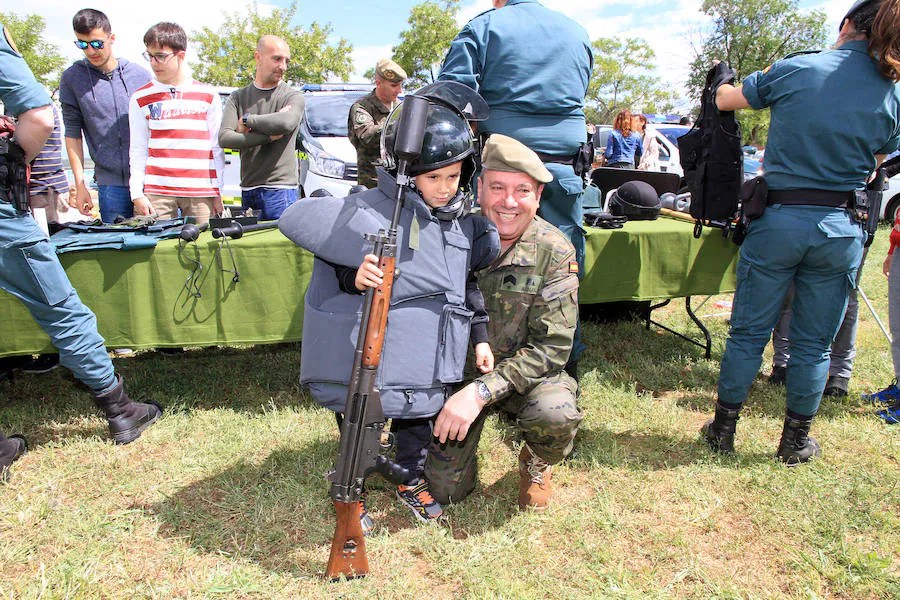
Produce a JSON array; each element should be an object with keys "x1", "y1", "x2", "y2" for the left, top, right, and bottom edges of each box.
[{"x1": 325, "y1": 251, "x2": 398, "y2": 581}]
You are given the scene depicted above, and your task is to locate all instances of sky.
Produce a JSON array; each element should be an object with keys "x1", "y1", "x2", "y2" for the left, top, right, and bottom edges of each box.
[{"x1": 18, "y1": 0, "x2": 852, "y2": 104}]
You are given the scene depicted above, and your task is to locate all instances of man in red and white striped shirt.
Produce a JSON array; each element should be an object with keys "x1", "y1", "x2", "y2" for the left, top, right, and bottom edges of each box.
[{"x1": 129, "y1": 22, "x2": 224, "y2": 225}]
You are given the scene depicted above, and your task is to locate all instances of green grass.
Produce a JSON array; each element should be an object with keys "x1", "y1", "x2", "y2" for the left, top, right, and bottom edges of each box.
[{"x1": 1, "y1": 231, "x2": 899, "y2": 599}]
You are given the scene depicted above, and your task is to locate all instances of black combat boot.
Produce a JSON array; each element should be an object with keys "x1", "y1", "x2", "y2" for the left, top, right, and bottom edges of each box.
[
  {"x1": 775, "y1": 415, "x2": 820, "y2": 466},
  {"x1": 700, "y1": 401, "x2": 741, "y2": 454},
  {"x1": 94, "y1": 375, "x2": 161, "y2": 445},
  {"x1": 0, "y1": 433, "x2": 28, "y2": 483}
]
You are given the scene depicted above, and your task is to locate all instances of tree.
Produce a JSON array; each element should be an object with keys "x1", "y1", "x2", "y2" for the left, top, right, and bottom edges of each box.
[
  {"x1": 587, "y1": 37, "x2": 678, "y2": 124},
  {"x1": 192, "y1": 1, "x2": 353, "y2": 87},
  {"x1": 392, "y1": 0, "x2": 460, "y2": 88},
  {"x1": 1, "y1": 12, "x2": 66, "y2": 91},
  {"x1": 687, "y1": 0, "x2": 827, "y2": 144}
]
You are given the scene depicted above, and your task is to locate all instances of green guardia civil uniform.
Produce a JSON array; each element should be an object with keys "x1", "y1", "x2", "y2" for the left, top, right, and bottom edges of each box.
[
  {"x1": 348, "y1": 91, "x2": 393, "y2": 189},
  {"x1": 425, "y1": 216, "x2": 583, "y2": 504}
]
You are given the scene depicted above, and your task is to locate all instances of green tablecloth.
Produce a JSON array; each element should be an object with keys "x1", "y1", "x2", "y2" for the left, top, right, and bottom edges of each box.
[
  {"x1": 583, "y1": 218, "x2": 738, "y2": 302},
  {"x1": 1, "y1": 217, "x2": 738, "y2": 356}
]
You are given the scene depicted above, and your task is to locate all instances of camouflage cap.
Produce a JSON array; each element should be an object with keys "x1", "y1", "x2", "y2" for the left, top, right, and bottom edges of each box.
[
  {"x1": 481, "y1": 134, "x2": 553, "y2": 183},
  {"x1": 375, "y1": 58, "x2": 407, "y2": 83}
]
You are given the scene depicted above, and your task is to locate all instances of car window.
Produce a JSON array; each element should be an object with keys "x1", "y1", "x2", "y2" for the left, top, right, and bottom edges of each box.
[
  {"x1": 305, "y1": 92, "x2": 368, "y2": 137},
  {"x1": 654, "y1": 126, "x2": 691, "y2": 147}
]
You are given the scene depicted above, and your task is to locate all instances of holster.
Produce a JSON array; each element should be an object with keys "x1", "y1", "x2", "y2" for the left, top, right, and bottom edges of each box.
[
  {"x1": 573, "y1": 137, "x2": 595, "y2": 183},
  {"x1": 0, "y1": 131, "x2": 30, "y2": 213},
  {"x1": 741, "y1": 175, "x2": 768, "y2": 221}
]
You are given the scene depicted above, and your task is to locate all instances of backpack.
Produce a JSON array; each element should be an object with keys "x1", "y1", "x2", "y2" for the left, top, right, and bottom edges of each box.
[{"x1": 678, "y1": 63, "x2": 743, "y2": 237}]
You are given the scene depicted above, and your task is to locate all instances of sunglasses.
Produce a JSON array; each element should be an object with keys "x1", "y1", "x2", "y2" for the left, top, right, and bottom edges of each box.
[{"x1": 74, "y1": 36, "x2": 109, "y2": 50}]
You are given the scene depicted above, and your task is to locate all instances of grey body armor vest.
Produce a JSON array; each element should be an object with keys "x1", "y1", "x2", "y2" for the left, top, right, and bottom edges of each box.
[{"x1": 279, "y1": 170, "x2": 495, "y2": 418}]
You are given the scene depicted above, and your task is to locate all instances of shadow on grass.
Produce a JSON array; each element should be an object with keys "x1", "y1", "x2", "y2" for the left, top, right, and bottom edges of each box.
[
  {"x1": 570, "y1": 423, "x2": 774, "y2": 470},
  {"x1": 0, "y1": 344, "x2": 315, "y2": 445},
  {"x1": 146, "y1": 439, "x2": 523, "y2": 577}
]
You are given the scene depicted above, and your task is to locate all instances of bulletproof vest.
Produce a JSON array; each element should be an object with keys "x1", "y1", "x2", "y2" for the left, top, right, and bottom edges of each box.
[
  {"x1": 280, "y1": 176, "x2": 490, "y2": 419},
  {"x1": 0, "y1": 115, "x2": 29, "y2": 209},
  {"x1": 679, "y1": 63, "x2": 743, "y2": 226}
]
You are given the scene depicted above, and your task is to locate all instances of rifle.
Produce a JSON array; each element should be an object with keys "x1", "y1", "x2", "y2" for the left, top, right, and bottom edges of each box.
[{"x1": 325, "y1": 94, "x2": 430, "y2": 580}]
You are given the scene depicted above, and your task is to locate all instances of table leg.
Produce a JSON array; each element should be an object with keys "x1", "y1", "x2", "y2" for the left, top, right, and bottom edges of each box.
[{"x1": 646, "y1": 296, "x2": 713, "y2": 359}]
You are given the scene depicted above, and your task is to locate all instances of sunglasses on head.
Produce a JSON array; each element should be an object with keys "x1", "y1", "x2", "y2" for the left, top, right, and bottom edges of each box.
[{"x1": 74, "y1": 37, "x2": 108, "y2": 50}]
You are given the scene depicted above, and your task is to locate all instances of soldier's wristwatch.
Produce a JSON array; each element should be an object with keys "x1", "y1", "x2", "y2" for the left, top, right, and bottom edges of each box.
[
  {"x1": 241, "y1": 113, "x2": 250, "y2": 128},
  {"x1": 475, "y1": 380, "x2": 491, "y2": 403}
]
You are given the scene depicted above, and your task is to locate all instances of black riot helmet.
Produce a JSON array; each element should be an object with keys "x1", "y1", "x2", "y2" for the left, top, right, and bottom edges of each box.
[
  {"x1": 381, "y1": 82, "x2": 489, "y2": 220},
  {"x1": 608, "y1": 180, "x2": 661, "y2": 221}
]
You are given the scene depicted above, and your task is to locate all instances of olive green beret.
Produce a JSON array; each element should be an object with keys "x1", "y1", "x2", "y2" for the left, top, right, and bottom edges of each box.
[
  {"x1": 481, "y1": 134, "x2": 553, "y2": 183},
  {"x1": 375, "y1": 58, "x2": 407, "y2": 83}
]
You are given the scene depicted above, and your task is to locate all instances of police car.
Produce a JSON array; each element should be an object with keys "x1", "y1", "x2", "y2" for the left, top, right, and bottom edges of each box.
[{"x1": 296, "y1": 83, "x2": 373, "y2": 197}]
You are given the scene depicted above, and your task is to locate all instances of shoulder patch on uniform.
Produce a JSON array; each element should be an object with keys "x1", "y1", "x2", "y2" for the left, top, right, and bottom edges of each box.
[
  {"x1": 762, "y1": 64, "x2": 772, "y2": 75},
  {"x1": 569, "y1": 261, "x2": 579, "y2": 274},
  {"x1": 4, "y1": 27, "x2": 20, "y2": 55}
]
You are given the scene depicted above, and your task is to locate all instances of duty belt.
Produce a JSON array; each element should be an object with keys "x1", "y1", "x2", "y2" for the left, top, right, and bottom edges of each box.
[
  {"x1": 767, "y1": 189, "x2": 854, "y2": 208},
  {"x1": 536, "y1": 152, "x2": 576, "y2": 166}
]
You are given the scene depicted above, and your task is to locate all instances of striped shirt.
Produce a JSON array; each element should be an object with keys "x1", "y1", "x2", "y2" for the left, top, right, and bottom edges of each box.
[
  {"x1": 30, "y1": 105, "x2": 69, "y2": 196},
  {"x1": 128, "y1": 80, "x2": 224, "y2": 199}
]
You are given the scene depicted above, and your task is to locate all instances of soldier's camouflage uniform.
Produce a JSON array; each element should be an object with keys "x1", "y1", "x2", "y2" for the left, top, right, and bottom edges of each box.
[
  {"x1": 426, "y1": 216, "x2": 583, "y2": 504},
  {"x1": 348, "y1": 90, "x2": 393, "y2": 189}
]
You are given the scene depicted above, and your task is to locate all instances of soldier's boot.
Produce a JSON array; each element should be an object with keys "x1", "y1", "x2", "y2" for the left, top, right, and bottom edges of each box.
[
  {"x1": 518, "y1": 443, "x2": 553, "y2": 511},
  {"x1": 775, "y1": 415, "x2": 820, "y2": 466},
  {"x1": 700, "y1": 401, "x2": 741, "y2": 454},
  {"x1": 94, "y1": 375, "x2": 161, "y2": 445},
  {"x1": 0, "y1": 433, "x2": 28, "y2": 484}
]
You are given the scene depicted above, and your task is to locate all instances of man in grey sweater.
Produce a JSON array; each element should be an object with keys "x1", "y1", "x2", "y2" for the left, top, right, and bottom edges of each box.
[
  {"x1": 219, "y1": 35, "x2": 304, "y2": 221},
  {"x1": 60, "y1": 9, "x2": 151, "y2": 223}
]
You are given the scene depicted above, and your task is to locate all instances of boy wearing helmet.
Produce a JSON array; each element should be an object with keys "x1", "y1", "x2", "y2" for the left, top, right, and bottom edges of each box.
[{"x1": 279, "y1": 82, "x2": 499, "y2": 529}]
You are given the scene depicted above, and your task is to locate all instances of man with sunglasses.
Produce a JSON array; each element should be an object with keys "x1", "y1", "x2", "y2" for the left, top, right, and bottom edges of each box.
[{"x1": 60, "y1": 9, "x2": 151, "y2": 223}]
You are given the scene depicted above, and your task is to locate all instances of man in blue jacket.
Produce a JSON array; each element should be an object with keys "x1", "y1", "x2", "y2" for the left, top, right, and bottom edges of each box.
[
  {"x1": 0, "y1": 24, "x2": 161, "y2": 482},
  {"x1": 60, "y1": 9, "x2": 151, "y2": 223},
  {"x1": 438, "y1": 0, "x2": 593, "y2": 374}
]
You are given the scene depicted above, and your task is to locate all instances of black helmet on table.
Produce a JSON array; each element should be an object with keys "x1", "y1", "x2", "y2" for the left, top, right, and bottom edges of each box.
[
  {"x1": 381, "y1": 82, "x2": 489, "y2": 220},
  {"x1": 608, "y1": 180, "x2": 661, "y2": 221}
]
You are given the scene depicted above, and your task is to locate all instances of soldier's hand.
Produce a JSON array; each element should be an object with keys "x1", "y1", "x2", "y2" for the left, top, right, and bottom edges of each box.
[
  {"x1": 355, "y1": 254, "x2": 383, "y2": 290},
  {"x1": 212, "y1": 195, "x2": 224, "y2": 217},
  {"x1": 884, "y1": 254, "x2": 892, "y2": 277},
  {"x1": 434, "y1": 383, "x2": 486, "y2": 443}
]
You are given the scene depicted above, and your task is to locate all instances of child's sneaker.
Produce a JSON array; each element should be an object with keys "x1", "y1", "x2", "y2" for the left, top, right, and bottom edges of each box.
[
  {"x1": 876, "y1": 403, "x2": 900, "y2": 425},
  {"x1": 862, "y1": 381, "x2": 900, "y2": 404},
  {"x1": 396, "y1": 479, "x2": 443, "y2": 522},
  {"x1": 358, "y1": 489, "x2": 374, "y2": 537}
]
